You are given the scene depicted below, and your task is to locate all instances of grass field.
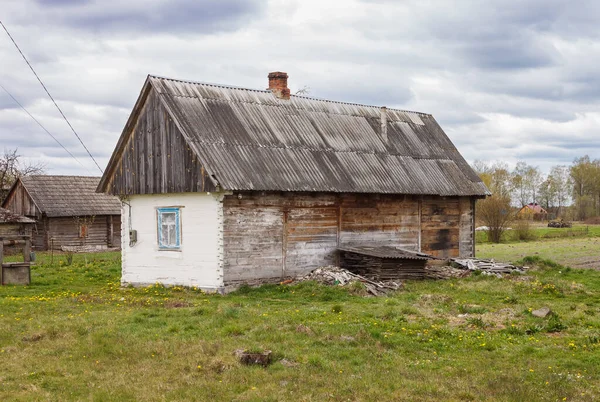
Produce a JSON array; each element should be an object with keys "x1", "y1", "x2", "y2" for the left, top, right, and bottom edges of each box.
[
  {"x1": 1, "y1": 251, "x2": 600, "y2": 401},
  {"x1": 478, "y1": 235, "x2": 600, "y2": 269}
]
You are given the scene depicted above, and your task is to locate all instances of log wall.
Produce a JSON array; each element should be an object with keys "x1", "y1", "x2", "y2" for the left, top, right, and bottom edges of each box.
[
  {"x1": 39, "y1": 216, "x2": 121, "y2": 250},
  {"x1": 222, "y1": 192, "x2": 475, "y2": 284}
]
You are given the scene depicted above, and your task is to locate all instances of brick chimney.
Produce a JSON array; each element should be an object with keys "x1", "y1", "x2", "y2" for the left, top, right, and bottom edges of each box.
[{"x1": 268, "y1": 71, "x2": 290, "y2": 100}]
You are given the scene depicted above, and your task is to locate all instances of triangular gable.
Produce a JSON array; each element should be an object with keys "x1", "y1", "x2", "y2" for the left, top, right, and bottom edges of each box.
[
  {"x1": 98, "y1": 76, "x2": 218, "y2": 196},
  {"x1": 2, "y1": 178, "x2": 42, "y2": 218}
]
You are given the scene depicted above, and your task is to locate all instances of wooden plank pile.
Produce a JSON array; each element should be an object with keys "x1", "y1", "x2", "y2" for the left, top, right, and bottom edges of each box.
[
  {"x1": 425, "y1": 265, "x2": 471, "y2": 279},
  {"x1": 298, "y1": 266, "x2": 402, "y2": 296},
  {"x1": 451, "y1": 258, "x2": 527, "y2": 277},
  {"x1": 339, "y1": 250, "x2": 427, "y2": 280}
]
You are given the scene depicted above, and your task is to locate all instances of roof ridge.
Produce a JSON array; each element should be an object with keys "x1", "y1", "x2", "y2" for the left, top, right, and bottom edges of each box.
[
  {"x1": 148, "y1": 74, "x2": 432, "y2": 116},
  {"x1": 24, "y1": 175, "x2": 101, "y2": 179}
]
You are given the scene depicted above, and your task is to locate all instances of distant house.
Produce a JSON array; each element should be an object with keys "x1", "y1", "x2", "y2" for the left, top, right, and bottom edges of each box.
[
  {"x1": 517, "y1": 203, "x2": 548, "y2": 220},
  {"x1": 0, "y1": 207, "x2": 35, "y2": 238},
  {"x1": 97, "y1": 72, "x2": 489, "y2": 292},
  {"x1": 2, "y1": 176, "x2": 121, "y2": 250}
]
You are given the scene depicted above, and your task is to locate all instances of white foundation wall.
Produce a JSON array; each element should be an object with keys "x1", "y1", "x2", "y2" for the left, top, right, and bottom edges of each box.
[{"x1": 121, "y1": 193, "x2": 224, "y2": 291}]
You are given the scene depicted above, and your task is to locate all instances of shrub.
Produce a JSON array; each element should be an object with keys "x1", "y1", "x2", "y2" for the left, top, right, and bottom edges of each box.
[
  {"x1": 477, "y1": 194, "x2": 515, "y2": 243},
  {"x1": 512, "y1": 220, "x2": 537, "y2": 241},
  {"x1": 545, "y1": 314, "x2": 567, "y2": 333}
]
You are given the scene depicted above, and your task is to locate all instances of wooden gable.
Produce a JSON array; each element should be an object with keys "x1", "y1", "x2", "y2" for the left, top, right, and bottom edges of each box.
[
  {"x1": 2, "y1": 179, "x2": 41, "y2": 219},
  {"x1": 103, "y1": 86, "x2": 217, "y2": 196}
]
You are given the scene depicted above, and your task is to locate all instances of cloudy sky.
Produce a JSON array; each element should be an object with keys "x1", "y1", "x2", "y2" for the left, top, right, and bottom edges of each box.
[{"x1": 1, "y1": 0, "x2": 599, "y2": 176}]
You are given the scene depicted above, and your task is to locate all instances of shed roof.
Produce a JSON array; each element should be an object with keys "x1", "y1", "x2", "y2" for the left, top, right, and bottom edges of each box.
[
  {"x1": 10, "y1": 176, "x2": 121, "y2": 217},
  {"x1": 99, "y1": 75, "x2": 489, "y2": 196},
  {"x1": 338, "y1": 246, "x2": 434, "y2": 260},
  {"x1": 0, "y1": 207, "x2": 35, "y2": 224}
]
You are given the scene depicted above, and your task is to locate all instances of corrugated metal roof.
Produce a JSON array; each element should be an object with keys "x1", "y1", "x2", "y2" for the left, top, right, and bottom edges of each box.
[
  {"x1": 106, "y1": 74, "x2": 489, "y2": 196},
  {"x1": 19, "y1": 176, "x2": 121, "y2": 217},
  {"x1": 338, "y1": 246, "x2": 434, "y2": 260}
]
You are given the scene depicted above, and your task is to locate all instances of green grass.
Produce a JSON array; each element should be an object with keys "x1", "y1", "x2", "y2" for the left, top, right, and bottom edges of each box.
[
  {"x1": 475, "y1": 224, "x2": 600, "y2": 244},
  {"x1": 478, "y1": 236, "x2": 600, "y2": 269},
  {"x1": 1, "y1": 251, "x2": 600, "y2": 401}
]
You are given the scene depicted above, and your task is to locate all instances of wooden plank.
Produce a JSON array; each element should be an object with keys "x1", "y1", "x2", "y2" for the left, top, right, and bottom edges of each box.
[
  {"x1": 23, "y1": 239, "x2": 31, "y2": 263},
  {"x1": 106, "y1": 89, "x2": 216, "y2": 196}
]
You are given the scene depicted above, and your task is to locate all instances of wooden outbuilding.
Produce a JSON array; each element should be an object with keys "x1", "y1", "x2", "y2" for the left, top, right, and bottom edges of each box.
[
  {"x1": 97, "y1": 72, "x2": 490, "y2": 291},
  {"x1": 517, "y1": 203, "x2": 548, "y2": 221},
  {"x1": 3, "y1": 176, "x2": 121, "y2": 250},
  {"x1": 0, "y1": 207, "x2": 35, "y2": 238}
]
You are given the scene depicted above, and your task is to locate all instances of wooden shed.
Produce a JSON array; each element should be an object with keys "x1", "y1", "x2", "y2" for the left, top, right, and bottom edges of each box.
[
  {"x1": 97, "y1": 72, "x2": 490, "y2": 291},
  {"x1": 0, "y1": 207, "x2": 34, "y2": 239},
  {"x1": 3, "y1": 176, "x2": 121, "y2": 250}
]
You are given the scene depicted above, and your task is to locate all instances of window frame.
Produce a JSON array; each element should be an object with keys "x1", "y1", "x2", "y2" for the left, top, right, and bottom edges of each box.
[
  {"x1": 156, "y1": 207, "x2": 181, "y2": 250},
  {"x1": 79, "y1": 224, "x2": 88, "y2": 239}
]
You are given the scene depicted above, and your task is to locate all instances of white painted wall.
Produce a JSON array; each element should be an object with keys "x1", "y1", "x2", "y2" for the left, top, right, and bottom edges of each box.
[{"x1": 121, "y1": 193, "x2": 224, "y2": 291}]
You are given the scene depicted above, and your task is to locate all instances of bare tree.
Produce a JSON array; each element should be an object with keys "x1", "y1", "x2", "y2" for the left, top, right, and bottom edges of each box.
[
  {"x1": 570, "y1": 156, "x2": 600, "y2": 219},
  {"x1": 512, "y1": 162, "x2": 542, "y2": 206},
  {"x1": 548, "y1": 165, "x2": 571, "y2": 217},
  {"x1": 0, "y1": 148, "x2": 45, "y2": 201},
  {"x1": 477, "y1": 194, "x2": 514, "y2": 243}
]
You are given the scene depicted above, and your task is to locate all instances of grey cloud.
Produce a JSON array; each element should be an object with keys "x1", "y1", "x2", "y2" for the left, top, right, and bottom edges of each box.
[{"x1": 31, "y1": 0, "x2": 265, "y2": 35}]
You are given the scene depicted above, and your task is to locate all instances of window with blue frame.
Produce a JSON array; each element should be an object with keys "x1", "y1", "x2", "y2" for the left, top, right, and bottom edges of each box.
[{"x1": 157, "y1": 207, "x2": 181, "y2": 249}]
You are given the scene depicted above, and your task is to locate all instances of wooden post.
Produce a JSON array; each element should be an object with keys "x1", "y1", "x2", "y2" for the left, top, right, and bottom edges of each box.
[
  {"x1": 0, "y1": 239, "x2": 4, "y2": 285},
  {"x1": 281, "y1": 209, "x2": 288, "y2": 280},
  {"x1": 336, "y1": 204, "x2": 342, "y2": 266},
  {"x1": 23, "y1": 238, "x2": 31, "y2": 263},
  {"x1": 418, "y1": 198, "x2": 422, "y2": 252},
  {"x1": 108, "y1": 215, "x2": 114, "y2": 247}
]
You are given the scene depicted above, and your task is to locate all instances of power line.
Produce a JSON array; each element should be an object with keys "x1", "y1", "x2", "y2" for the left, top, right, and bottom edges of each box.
[
  {"x1": 0, "y1": 84, "x2": 91, "y2": 173},
  {"x1": 0, "y1": 20, "x2": 104, "y2": 173}
]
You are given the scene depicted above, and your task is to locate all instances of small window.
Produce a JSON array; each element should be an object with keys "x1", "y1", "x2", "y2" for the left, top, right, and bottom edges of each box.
[
  {"x1": 79, "y1": 224, "x2": 88, "y2": 238},
  {"x1": 157, "y1": 207, "x2": 181, "y2": 249}
]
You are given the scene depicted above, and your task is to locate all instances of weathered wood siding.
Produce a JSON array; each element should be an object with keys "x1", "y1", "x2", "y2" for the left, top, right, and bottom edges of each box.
[
  {"x1": 223, "y1": 207, "x2": 284, "y2": 283},
  {"x1": 459, "y1": 197, "x2": 475, "y2": 258},
  {"x1": 420, "y1": 196, "x2": 460, "y2": 259},
  {"x1": 0, "y1": 223, "x2": 33, "y2": 238},
  {"x1": 106, "y1": 89, "x2": 217, "y2": 196},
  {"x1": 31, "y1": 219, "x2": 48, "y2": 250},
  {"x1": 2, "y1": 182, "x2": 39, "y2": 218},
  {"x1": 43, "y1": 216, "x2": 120, "y2": 250},
  {"x1": 339, "y1": 194, "x2": 420, "y2": 250},
  {"x1": 223, "y1": 192, "x2": 475, "y2": 285}
]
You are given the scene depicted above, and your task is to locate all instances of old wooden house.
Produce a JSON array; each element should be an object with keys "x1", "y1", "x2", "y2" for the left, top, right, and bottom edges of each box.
[
  {"x1": 3, "y1": 176, "x2": 121, "y2": 250},
  {"x1": 97, "y1": 72, "x2": 489, "y2": 291},
  {"x1": 517, "y1": 202, "x2": 548, "y2": 221}
]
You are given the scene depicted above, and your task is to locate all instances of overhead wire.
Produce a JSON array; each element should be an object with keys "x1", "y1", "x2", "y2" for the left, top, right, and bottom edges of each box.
[
  {"x1": 0, "y1": 20, "x2": 104, "y2": 173},
  {"x1": 0, "y1": 84, "x2": 91, "y2": 173}
]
